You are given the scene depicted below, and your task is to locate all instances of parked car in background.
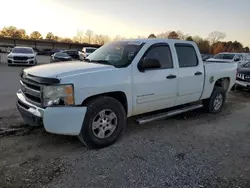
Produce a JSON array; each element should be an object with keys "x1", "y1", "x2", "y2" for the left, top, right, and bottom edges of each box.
[
  {"x1": 7, "y1": 47, "x2": 37, "y2": 66},
  {"x1": 207, "y1": 52, "x2": 248, "y2": 68},
  {"x1": 79, "y1": 47, "x2": 97, "y2": 60},
  {"x1": 16, "y1": 39, "x2": 237, "y2": 149},
  {"x1": 235, "y1": 61, "x2": 250, "y2": 89},
  {"x1": 50, "y1": 52, "x2": 72, "y2": 62},
  {"x1": 61, "y1": 49, "x2": 80, "y2": 60},
  {"x1": 241, "y1": 53, "x2": 250, "y2": 62},
  {"x1": 201, "y1": 53, "x2": 213, "y2": 61}
]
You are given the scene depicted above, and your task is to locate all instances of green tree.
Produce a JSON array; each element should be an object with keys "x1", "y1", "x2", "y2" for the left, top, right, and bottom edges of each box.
[
  {"x1": 243, "y1": 47, "x2": 249, "y2": 52},
  {"x1": 148, "y1": 34, "x2": 156, "y2": 38},
  {"x1": 45, "y1": 32, "x2": 55, "y2": 40},
  {"x1": 0, "y1": 26, "x2": 20, "y2": 38},
  {"x1": 30, "y1": 31, "x2": 42, "y2": 40},
  {"x1": 168, "y1": 31, "x2": 179, "y2": 39},
  {"x1": 197, "y1": 40, "x2": 210, "y2": 54},
  {"x1": 186, "y1": 36, "x2": 194, "y2": 41}
]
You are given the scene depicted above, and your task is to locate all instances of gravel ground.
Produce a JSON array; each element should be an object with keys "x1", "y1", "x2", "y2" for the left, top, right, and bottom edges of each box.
[
  {"x1": 0, "y1": 92, "x2": 250, "y2": 188},
  {"x1": 0, "y1": 64, "x2": 250, "y2": 188}
]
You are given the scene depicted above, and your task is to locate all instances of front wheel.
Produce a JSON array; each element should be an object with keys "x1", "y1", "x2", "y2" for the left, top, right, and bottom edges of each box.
[
  {"x1": 78, "y1": 96, "x2": 126, "y2": 149},
  {"x1": 203, "y1": 86, "x2": 226, "y2": 113}
]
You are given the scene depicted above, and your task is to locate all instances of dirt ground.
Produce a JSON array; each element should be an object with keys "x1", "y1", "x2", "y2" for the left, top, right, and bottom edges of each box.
[{"x1": 0, "y1": 91, "x2": 250, "y2": 188}]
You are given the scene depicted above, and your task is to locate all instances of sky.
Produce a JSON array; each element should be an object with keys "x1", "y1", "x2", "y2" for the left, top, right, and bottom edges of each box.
[{"x1": 0, "y1": 0, "x2": 249, "y2": 47}]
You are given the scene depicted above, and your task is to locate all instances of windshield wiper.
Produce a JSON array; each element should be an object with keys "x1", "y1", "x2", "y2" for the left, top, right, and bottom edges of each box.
[{"x1": 89, "y1": 60, "x2": 114, "y2": 66}]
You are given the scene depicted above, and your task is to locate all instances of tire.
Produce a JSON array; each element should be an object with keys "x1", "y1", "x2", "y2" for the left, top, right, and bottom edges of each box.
[
  {"x1": 203, "y1": 86, "x2": 226, "y2": 113},
  {"x1": 78, "y1": 96, "x2": 126, "y2": 149}
]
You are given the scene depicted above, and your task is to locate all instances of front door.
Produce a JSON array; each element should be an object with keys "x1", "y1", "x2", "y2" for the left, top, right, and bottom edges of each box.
[{"x1": 132, "y1": 43, "x2": 178, "y2": 115}]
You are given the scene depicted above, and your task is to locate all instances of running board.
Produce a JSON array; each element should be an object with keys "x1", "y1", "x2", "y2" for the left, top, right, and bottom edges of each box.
[{"x1": 136, "y1": 104, "x2": 203, "y2": 125}]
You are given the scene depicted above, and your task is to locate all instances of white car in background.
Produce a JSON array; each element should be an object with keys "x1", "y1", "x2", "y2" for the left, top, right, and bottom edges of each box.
[
  {"x1": 207, "y1": 52, "x2": 248, "y2": 68},
  {"x1": 79, "y1": 47, "x2": 97, "y2": 60},
  {"x1": 7, "y1": 47, "x2": 37, "y2": 66}
]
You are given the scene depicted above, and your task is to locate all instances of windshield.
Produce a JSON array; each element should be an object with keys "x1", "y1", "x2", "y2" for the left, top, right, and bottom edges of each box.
[
  {"x1": 86, "y1": 48, "x2": 96, "y2": 53},
  {"x1": 12, "y1": 47, "x2": 33, "y2": 54},
  {"x1": 243, "y1": 62, "x2": 250, "y2": 68},
  {"x1": 86, "y1": 41, "x2": 145, "y2": 67},
  {"x1": 213, "y1": 53, "x2": 235, "y2": 60},
  {"x1": 55, "y1": 53, "x2": 70, "y2": 57}
]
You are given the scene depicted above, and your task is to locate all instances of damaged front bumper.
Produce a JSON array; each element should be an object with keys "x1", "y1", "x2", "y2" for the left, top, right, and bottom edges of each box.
[{"x1": 16, "y1": 90, "x2": 87, "y2": 135}]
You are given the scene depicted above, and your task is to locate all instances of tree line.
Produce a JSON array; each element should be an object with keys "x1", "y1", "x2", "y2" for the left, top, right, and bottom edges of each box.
[
  {"x1": 148, "y1": 31, "x2": 249, "y2": 54},
  {"x1": 0, "y1": 26, "x2": 249, "y2": 54}
]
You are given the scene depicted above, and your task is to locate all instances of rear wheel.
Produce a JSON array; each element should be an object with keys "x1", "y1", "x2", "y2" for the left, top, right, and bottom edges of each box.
[
  {"x1": 203, "y1": 86, "x2": 226, "y2": 113},
  {"x1": 78, "y1": 96, "x2": 126, "y2": 149}
]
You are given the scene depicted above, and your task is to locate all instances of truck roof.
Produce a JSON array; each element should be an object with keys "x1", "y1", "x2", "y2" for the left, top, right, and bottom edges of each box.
[{"x1": 120, "y1": 38, "x2": 196, "y2": 45}]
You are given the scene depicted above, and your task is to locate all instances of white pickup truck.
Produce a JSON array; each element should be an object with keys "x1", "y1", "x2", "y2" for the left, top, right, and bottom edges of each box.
[
  {"x1": 207, "y1": 52, "x2": 249, "y2": 68},
  {"x1": 16, "y1": 39, "x2": 237, "y2": 148}
]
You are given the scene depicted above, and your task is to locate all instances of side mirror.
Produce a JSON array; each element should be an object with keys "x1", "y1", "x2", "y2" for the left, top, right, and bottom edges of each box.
[
  {"x1": 234, "y1": 57, "x2": 240, "y2": 62},
  {"x1": 138, "y1": 58, "x2": 161, "y2": 72}
]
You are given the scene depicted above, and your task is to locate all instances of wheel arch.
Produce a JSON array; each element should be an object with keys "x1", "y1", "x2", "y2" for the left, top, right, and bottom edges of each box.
[
  {"x1": 214, "y1": 77, "x2": 231, "y2": 92},
  {"x1": 81, "y1": 91, "x2": 128, "y2": 115}
]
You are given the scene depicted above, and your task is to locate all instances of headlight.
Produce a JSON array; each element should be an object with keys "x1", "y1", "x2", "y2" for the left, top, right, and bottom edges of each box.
[
  {"x1": 42, "y1": 84, "x2": 74, "y2": 106},
  {"x1": 28, "y1": 56, "x2": 35, "y2": 59},
  {"x1": 8, "y1": 55, "x2": 13, "y2": 59},
  {"x1": 245, "y1": 75, "x2": 250, "y2": 80}
]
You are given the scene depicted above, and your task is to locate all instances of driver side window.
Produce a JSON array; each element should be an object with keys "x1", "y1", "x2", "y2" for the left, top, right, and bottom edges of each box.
[{"x1": 144, "y1": 45, "x2": 173, "y2": 69}]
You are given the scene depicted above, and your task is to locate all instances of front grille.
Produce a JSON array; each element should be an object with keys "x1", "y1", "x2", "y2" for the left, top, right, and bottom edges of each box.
[
  {"x1": 20, "y1": 79, "x2": 42, "y2": 106},
  {"x1": 237, "y1": 73, "x2": 250, "y2": 82},
  {"x1": 14, "y1": 61, "x2": 28, "y2": 64},
  {"x1": 13, "y1": 56, "x2": 29, "y2": 61}
]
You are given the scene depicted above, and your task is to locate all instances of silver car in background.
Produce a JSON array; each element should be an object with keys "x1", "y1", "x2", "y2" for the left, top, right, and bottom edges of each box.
[{"x1": 7, "y1": 47, "x2": 37, "y2": 66}]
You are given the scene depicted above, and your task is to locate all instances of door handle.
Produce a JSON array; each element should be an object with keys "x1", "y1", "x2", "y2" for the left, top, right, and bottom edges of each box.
[
  {"x1": 194, "y1": 71, "x2": 202, "y2": 76},
  {"x1": 166, "y1": 74, "x2": 177, "y2": 79}
]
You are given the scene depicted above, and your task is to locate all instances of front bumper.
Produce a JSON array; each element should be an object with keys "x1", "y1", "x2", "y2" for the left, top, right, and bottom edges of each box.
[
  {"x1": 8, "y1": 58, "x2": 36, "y2": 65},
  {"x1": 16, "y1": 90, "x2": 87, "y2": 135},
  {"x1": 235, "y1": 80, "x2": 250, "y2": 88}
]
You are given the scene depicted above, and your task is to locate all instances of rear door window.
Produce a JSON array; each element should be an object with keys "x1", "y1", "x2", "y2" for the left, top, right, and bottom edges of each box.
[{"x1": 175, "y1": 44, "x2": 198, "y2": 68}]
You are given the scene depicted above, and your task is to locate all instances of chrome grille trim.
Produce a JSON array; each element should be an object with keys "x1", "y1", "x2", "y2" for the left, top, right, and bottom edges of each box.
[{"x1": 20, "y1": 79, "x2": 43, "y2": 106}]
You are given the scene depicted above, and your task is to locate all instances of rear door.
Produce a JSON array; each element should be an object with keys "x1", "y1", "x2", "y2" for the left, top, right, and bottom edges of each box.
[{"x1": 174, "y1": 43, "x2": 205, "y2": 105}]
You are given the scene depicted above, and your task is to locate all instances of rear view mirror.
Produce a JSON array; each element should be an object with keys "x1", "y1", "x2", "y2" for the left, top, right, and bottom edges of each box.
[
  {"x1": 234, "y1": 57, "x2": 240, "y2": 62},
  {"x1": 138, "y1": 58, "x2": 161, "y2": 72}
]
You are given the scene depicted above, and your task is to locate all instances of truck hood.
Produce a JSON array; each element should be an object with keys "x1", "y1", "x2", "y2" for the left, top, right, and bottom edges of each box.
[
  {"x1": 9, "y1": 53, "x2": 35, "y2": 57},
  {"x1": 24, "y1": 61, "x2": 114, "y2": 78},
  {"x1": 237, "y1": 68, "x2": 250, "y2": 75}
]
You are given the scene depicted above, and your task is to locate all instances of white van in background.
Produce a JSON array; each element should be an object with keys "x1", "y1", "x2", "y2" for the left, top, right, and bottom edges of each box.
[
  {"x1": 79, "y1": 47, "x2": 97, "y2": 60},
  {"x1": 207, "y1": 52, "x2": 249, "y2": 68}
]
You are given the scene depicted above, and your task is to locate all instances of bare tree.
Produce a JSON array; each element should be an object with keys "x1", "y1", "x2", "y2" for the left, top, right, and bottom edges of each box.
[
  {"x1": 176, "y1": 31, "x2": 188, "y2": 40},
  {"x1": 208, "y1": 31, "x2": 226, "y2": 45},
  {"x1": 85, "y1": 29, "x2": 94, "y2": 44},
  {"x1": 156, "y1": 32, "x2": 170, "y2": 39},
  {"x1": 73, "y1": 29, "x2": 85, "y2": 43},
  {"x1": 113, "y1": 35, "x2": 126, "y2": 41}
]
